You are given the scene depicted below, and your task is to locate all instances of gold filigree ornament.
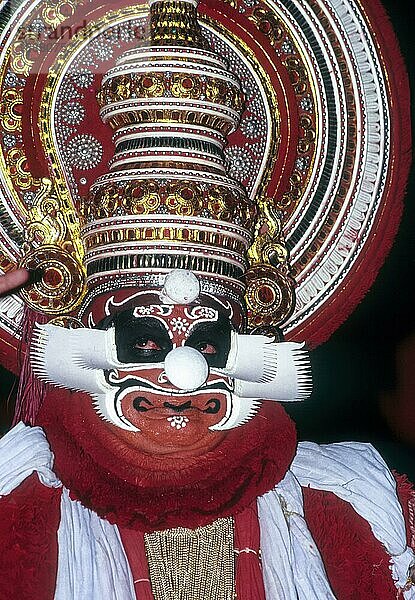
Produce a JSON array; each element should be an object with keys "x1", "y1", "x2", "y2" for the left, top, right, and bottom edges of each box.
[
  {"x1": 0, "y1": 0, "x2": 409, "y2": 360},
  {"x1": 149, "y1": 0, "x2": 210, "y2": 49},
  {"x1": 41, "y1": 0, "x2": 80, "y2": 30},
  {"x1": 0, "y1": 88, "x2": 23, "y2": 133},
  {"x1": 249, "y1": 5, "x2": 284, "y2": 47},
  {"x1": 0, "y1": 0, "x2": 94, "y2": 317},
  {"x1": 47, "y1": 316, "x2": 85, "y2": 329},
  {"x1": 19, "y1": 245, "x2": 85, "y2": 315},
  {"x1": 8, "y1": 31, "x2": 41, "y2": 78},
  {"x1": 7, "y1": 0, "x2": 83, "y2": 77},
  {"x1": 245, "y1": 200, "x2": 295, "y2": 331},
  {"x1": 5, "y1": 147, "x2": 33, "y2": 191},
  {"x1": 18, "y1": 178, "x2": 86, "y2": 315}
]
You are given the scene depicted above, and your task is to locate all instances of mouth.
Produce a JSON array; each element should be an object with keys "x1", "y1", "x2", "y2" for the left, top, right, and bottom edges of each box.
[
  {"x1": 91, "y1": 365, "x2": 261, "y2": 449},
  {"x1": 115, "y1": 385, "x2": 229, "y2": 434}
]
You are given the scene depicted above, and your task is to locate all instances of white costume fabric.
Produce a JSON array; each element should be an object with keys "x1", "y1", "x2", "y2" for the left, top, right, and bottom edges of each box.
[{"x1": 1, "y1": 423, "x2": 414, "y2": 600}]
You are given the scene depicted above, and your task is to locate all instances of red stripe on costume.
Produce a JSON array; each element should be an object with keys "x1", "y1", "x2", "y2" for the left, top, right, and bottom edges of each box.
[
  {"x1": 303, "y1": 486, "x2": 401, "y2": 599},
  {"x1": 119, "y1": 526, "x2": 154, "y2": 600},
  {"x1": 119, "y1": 502, "x2": 267, "y2": 600},
  {"x1": 0, "y1": 474, "x2": 61, "y2": 600},
  {"x1": 234, "y1": 502, "x2": 267, "y2": 600},
  {"x1": 37, "y1": 392, "x2": 297, "y2": 532}
]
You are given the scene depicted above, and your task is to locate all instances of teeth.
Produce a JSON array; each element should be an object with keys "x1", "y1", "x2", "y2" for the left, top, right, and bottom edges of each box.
[{"x1": 167, "y1": 415, "x2": 189, "y2": 430}]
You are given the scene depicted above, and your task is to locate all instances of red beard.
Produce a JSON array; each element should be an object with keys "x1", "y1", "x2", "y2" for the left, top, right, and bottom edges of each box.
[{"x1": 36, "y1": 386, "x2": 297, "y2": 532}]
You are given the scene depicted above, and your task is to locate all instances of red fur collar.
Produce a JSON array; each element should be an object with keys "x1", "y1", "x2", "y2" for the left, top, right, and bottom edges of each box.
[{"x1": 36, "y1": 388, "x2": 297, "y2": 532}]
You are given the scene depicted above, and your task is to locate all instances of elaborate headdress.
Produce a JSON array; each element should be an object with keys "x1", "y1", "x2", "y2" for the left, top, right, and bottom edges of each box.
[{"x1": 0, "y1": 0, "x2": 410, "y2": 406}]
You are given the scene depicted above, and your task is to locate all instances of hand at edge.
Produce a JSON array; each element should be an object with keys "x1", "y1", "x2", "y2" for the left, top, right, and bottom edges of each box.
[{"x1": 0, "y1": 268, "x2": 29, "y2": 297}]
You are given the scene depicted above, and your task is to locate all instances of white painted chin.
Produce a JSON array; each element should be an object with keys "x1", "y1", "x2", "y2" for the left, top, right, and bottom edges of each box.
[
  {"x1": 92, "y1": 387, "x2": 141, "y2": 432},
  {"x1": 209, "y1": 394, "x2": 262, "y2": 431}
]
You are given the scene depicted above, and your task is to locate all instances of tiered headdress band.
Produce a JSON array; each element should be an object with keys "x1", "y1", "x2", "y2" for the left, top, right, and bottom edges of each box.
[{"x1": 81, "y1": 0, "x2": 255, "y2": 311}]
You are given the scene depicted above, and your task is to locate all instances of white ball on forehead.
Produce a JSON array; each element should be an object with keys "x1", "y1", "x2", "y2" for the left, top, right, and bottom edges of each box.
[{"x1": 161, "y1": 270, "x2": 200, "y2": 305}]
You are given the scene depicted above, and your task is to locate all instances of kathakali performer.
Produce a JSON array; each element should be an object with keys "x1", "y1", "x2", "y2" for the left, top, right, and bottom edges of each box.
[{"x1": 0, "y1": 0, "x2": 414, "y2": 597}]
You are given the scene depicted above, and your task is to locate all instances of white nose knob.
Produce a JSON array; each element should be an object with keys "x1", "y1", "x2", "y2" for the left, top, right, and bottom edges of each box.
[{"x1": 164, "y1": 346, "x2": 208, "y2": 391}]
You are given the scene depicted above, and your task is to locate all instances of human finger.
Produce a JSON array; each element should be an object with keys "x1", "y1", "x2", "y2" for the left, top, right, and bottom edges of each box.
[{"x1": 0, "y1": 268, "x2": 30, "y2": 296}]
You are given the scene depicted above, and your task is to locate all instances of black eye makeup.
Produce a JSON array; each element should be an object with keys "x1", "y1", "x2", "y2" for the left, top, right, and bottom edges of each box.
[
  {"x1": 113, "y1": 312, "x2": 172, "y2": 363},
  {"x1": 185, "y1": 317, "x2": 232, "y2": 368},
  {"x1": 96, "y1": 307, "x2": 234, "y2": 367}
]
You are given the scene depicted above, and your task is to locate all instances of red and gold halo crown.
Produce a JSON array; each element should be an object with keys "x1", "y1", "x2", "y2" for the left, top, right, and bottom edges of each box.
[{"x1": 0, "y1": 0, "x2": 411, "y2": 373}]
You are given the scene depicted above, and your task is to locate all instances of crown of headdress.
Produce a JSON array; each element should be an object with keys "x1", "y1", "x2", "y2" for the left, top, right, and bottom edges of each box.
[{"x1": 82, "y1": 0, "x2": 256, "y2": 310}]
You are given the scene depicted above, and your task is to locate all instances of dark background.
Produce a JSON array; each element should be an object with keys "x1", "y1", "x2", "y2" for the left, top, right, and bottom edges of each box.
[{"x1": 1, "y1": 0, "x2": 414, "y2": 476}]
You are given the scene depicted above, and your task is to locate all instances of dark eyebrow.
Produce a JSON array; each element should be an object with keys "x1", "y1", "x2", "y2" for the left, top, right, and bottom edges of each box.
[
  {"x1": 114, "y1": 313, "x2": 173, "y2": 363},
  {"x1": 129, "y1": 316, "x2": 169, "y2": 334},
  {"x1": 116, "y1": 317, "x2": 172, "y2": 347},
  {"x1": 186, "y1": 321, "x2": 225, "y2": 339},
  {"x1": 186, "y1": 316, "x2": 232, "y2": 339}
]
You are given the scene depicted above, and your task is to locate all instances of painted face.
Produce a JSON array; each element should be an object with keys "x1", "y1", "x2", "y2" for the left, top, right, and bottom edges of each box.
[
  {"x1": 98, "y1": 298, "x2": 236, "y2": 455},
  {"x1": 33, "y1": 276, "x2": 302, "y2": 457}
]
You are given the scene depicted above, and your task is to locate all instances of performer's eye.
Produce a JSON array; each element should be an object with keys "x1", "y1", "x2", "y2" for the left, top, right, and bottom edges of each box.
[
  {"x1": 129, "y1": 331, "x2": 169, "y2": 360},
  {"x1": 134, "y1": 338, "x2": 162, "y2": 351},
  {"x1": 196, "y1": 342, "x2": 217, "y2": 355},
  {"x1": 185, "y1": 316, "x2": 232, "y2": 369},
  {"x1": 186, "y1": 318, "x2": 232, "y2": 368},
  {"x1": 112, "y1": 310, "x2": 172, "y2": 363}
]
